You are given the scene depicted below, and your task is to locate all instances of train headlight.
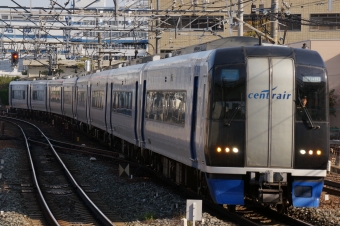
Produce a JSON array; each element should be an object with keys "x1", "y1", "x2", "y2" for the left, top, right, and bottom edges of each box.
[
  {"x1": 317, "y1": 150, "x2": 322, "y2": 155},
  {"x1": 225, "y1": 147, "x2": 230, "y2": 153},
  {"x1": 309, "y1": 150, "x2": 313, "y2": 155},
  {"x1": 300, "y1": 150, "x2": 306, "y2": 155},
  {"x1": 232, "y1": 148, "x2": 238, "y2": 153},
  {"x1": 217, "y1": 147, "x2": 222, "y2": 153}
]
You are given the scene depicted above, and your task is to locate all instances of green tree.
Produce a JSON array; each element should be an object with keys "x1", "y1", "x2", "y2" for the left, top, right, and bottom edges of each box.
[
  {"x1": 40, "y1": 70, "x2": 49, "y2": 75},
  {"x1": 53, "y1": 68, "x2": 64, "y2": 76}
]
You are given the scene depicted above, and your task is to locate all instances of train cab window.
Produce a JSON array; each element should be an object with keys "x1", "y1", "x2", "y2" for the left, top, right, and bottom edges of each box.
[
  {"x1": 92, "y1": 90, "x2": 104, "y2": 109},
  {"x1": 212, "y1": 64, "x2": 246, "y2": 121},
  {"x1": 50, "y1": 86, "x2": 61, "y2": 103},
  {"x1": 295, "y1": 66, "x2": 327, "y2": 122},
  {"x1": 112, "y1": 91, "x2": 132, "y2": 116},
  {"x1": 63, "y1": 91, "x2": 72, "y2": 105},
  {"x1": 77, "y1": 91, "x2": 86, "y2": 107},
  {"x1": 32, "y1": 90, "x2": 45, "y2": 101},
  {"x1": 145, "y1": 91, "x2": 186, "y2": 126},
  {"x1": 12, "y1": 90, "x2": 25, "y2": 100}
]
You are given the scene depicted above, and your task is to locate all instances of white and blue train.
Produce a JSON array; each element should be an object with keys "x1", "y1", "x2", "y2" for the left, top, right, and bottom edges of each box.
[{"x1": 9, "y1": 45, "x2": 329, "y2": 211}]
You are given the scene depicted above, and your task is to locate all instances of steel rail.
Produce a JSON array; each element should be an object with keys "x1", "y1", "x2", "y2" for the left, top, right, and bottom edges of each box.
[
  {"x1": 1, "y1": 116, "x2": 115, "y2": 226},
  {"x1": 1, "y1": 118, "x2": 60, "y2": 226}
]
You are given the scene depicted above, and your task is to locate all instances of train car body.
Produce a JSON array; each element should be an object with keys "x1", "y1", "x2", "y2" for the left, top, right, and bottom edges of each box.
[
  {"x1": 9, "y1": 80, "x2": 30, "y2": 109},
  {"x1": 88, "y1": 70, "x2": 110, "y2": 132},
  {"x1": 142, "y1": 51, "x2": 211, "y2": 167},
  {"x1": 47, "y1": 79, "x2": 63, "y2": 115},
  {"x1": 204, "y1": 47, "x2": 329, "y2": 207},
  {"x1": 108, "y1": 64, "x2": 144, "y2": 145},
  {"x1": 9, "y1": 45, "x2": 329, "y2": 209},
  {"x1": 30, "y1": 80, "x2": 48, "y2": 112},
  {"x1": 62, "y1": 77, "x2": 78, "y2": 118},
  {"x1": 75, "y1": 74, "x2": 91, "y2": 124}
]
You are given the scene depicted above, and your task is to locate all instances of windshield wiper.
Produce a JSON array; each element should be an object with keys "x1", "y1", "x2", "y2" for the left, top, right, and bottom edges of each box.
[
  {"x1": 297, "y1": 96, "x2": 320, "y2": 129},
  {"x1": 225, "y1": 105, "x2": 241, "y2": 126}
]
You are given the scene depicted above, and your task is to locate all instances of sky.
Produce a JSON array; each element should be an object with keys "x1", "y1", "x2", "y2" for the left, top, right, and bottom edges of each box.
[{"x1": 0, "y1": 0, "x2": 115, "y2": 8}]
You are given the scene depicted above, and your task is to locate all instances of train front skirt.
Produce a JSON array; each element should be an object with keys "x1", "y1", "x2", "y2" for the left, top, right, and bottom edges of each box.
[{"x1": 206, "y1": 178, "x2": 245, "y2": 205}]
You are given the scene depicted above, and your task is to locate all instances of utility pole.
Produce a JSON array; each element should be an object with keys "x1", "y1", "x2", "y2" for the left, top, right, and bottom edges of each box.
[
  {"x1": 98, "y1": 32, "x2": 102, "y2": 70},
  {"x1": 271, "y1": 0, "x2": 278, "y2": 44},
  {"x1": 238, "y1": 0, "x2": 243, "y2": 36},
  {"x1": 155, "y1": 0, "x2": 161, "y2": 54}
]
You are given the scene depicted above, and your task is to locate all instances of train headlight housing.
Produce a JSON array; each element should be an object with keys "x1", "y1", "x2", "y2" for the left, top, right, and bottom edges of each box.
[
  {"x1": 232, "y1": 148, "x2": 239, "y2": 153},
  {"x1": 309, "y1": 150, "x2": 313, "y2": 155},
  {"x1": 225, "y1": 147, "x2": 230, "y2": 153},
  {"x1": 317, "y1": 150, "x2": 322, "y2": 155},
  {"x1": 217, "y1": 147, "x2": 222, "y2": 153},
  {"x1": 300, "y1": 149, "x2": 306, "y2": 155}
]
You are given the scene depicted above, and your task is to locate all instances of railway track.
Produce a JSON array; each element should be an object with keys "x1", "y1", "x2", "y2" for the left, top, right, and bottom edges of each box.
[{"x1": 1, "y1": 117, "x2": 118, "y2": 226}]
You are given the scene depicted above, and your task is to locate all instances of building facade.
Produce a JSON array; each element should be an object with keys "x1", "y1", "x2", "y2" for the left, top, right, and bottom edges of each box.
[{"x1": 148, "y1": 0, "x2": 340, "y2": 55}]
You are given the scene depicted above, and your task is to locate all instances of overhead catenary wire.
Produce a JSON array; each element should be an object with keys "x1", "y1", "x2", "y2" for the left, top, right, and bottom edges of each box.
[{"x1": 0, "y1": 0, "x2": 339, "y2": 61}]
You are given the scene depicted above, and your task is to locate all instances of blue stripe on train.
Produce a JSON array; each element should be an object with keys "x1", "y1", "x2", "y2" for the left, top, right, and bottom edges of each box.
[{"x1": 206, "y1": 178, "x2": 244, "y2": 205}]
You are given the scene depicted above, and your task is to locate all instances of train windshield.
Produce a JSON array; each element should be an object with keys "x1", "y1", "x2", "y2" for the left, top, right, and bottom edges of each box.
[
  {"x1": 296, "y1": 66, "x2": 327, "y2": 122},
  {"x1": 211, "y1": 64, "x2": 246, "y2": 122}
]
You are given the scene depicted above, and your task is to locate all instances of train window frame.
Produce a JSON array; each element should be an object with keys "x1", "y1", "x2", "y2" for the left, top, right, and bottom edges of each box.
[
  {"x1": 50, "y1": 86, "x2": 61, "y2": 103},
  {"x1": 12, "y1": 90, "x2": 25, "y2": 100},
  {"x1": 77, "y1": 91, "x2": 86, "y2": 107},
  {"x1": 112, "y1": 91, "x2": 133, "y2": 116},
  {"x1": 211, "y1": 64, "x2": 247, "y2": 121},
  {"x1": 63, "y1": 90, "x2": 72, "y2": 105},
  {"x1": 145, "y1": 90, "x2": 186, "y2": 126},
  {"x1": 295, "y1": 65, "x2": 327, "y2": 122},
  {"x1": 32, "y1": 90, "x2": 45, "y2": 101},
  {"x1": 91, "y1": 90, "x2": 104, "y2": 110}
]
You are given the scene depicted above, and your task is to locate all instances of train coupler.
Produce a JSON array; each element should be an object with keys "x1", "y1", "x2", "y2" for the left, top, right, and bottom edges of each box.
[{"x1": 258, "y1": 187, "x2": 283, "y2": 203}]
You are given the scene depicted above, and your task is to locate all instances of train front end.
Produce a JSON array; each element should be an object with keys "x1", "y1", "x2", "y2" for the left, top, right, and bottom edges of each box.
[{"x1": 204, "y1": 46, "x2": 329, "y2": 208}]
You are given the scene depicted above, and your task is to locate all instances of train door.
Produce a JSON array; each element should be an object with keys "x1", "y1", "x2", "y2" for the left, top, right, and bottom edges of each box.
[
  {"x1": 108, "y1": 83, "x2": 113, "y2": 133},
  {"x1": 61, "y1": 86, "x2": 64, "y2": 115},
  {"x1": 133, "y1": 81, "x2": 138, "y2": 143},
  {"x1": 9, "y1": 85, "x2": 13, "y2": 107},
  {"x1": 190, "y1": 76, "x2": 199, "y2": 161},
  {"x1": 74, "y1": 86, "x2": 77, "y2": 119},
  {"x1": 87, "y1": 84, "x2": 91, "y2": 125},
  {"x1": 29, "y1": 85, "x2": 31, "y2": 109},
  {"x1": 246, "y1": 58, "x2": 294, "y2": 168},
  {"x1": 104, "y1": 83, "x2": 109, "y2": 133},
  {"x1": 72, "y1": 86, "x2": 75, "y2": 118},
  {"x1": 140, "y1": 80, "x2": 147, "y2": 147}
]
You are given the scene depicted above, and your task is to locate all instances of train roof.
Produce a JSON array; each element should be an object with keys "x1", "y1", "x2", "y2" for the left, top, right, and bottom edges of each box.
[
  {"x1": 62, "y1": 77, "x2": 78, "y2": 85},
  {"x1": 48, "y1": 79, "x2": 64, "y2": 85},
  {"x1": 144, "y1": 50, "x2": 214, "y2": 70},
  {"x1": 30, "y1": 80, "x2": 49, "y2": 85},
  {"x1": 9, "y1": 80, "x2": 30, "y2": 85},
  {"x1": 172, "y1": 36, "x2": 263, "y2": 57},
  {"x1": 213, "y1": 46, "x2": 326, "y2": 69}
]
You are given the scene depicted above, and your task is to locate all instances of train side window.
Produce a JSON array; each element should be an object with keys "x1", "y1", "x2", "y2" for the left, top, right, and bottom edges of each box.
[
  {"x1": 50, "y1": 86, "x2": 61, "y2": 103},
  {"x1": 77, "y1": 91, "x2": 86, "y2": 107},
  {"x1": 146, "y1": 90, "x2": 186, "y2": 126},
  {"x1": 12, "y1": 90, "x2": 25, "y2": 100},
  {"x1": 295, "y1": 66, "x2": 326, "y2": 122},
  {"x1": 212, "y1": 64, "x2": 246, "y2": 121},
  {"x1": 92, "y1": 90, "x2": 104, "y2": 109},
  {"x1": 64, "y1": 91, "x2": 72, "y2": 105},
  {"x1": 112, "y1": 91, "x2": 132, "y2": 116},
  {"x1": 32, "y1": 90, "x2": 45, "y2": 101}
]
